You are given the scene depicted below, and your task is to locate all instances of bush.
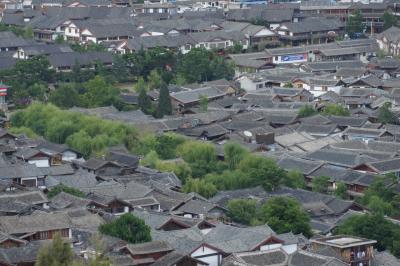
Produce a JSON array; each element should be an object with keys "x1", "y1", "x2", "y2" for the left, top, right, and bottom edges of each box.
[
  {"x1": 260, "y1": 196, "x2": 312, "y2": 237},
  {"x1": 227, "y1": 199, "x2": 258, "y2": 225},
  {"x1": 99, "y1": 213, "x2": 151, "y2": 244},
  {"x1": 47, "y1": 184, "x2": 86, "y2": 198},
  {"x1": 10, "y1": 103, "x2": 138, "y2": 158},
  {"x1": 298, "y1": 105, "x2": 318, "y2": 118}
]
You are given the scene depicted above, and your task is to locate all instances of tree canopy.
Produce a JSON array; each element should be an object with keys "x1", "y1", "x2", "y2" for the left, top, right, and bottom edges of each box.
[
  {"x1": 156, "y1": 82, "x2": 172, "y2": 118},
  {"x1": 227, "y1": 199, "x2": 258, "y2": 225},
  {"x1": 11, "y1": 103, "x2": 138, "y2": 158},
  {"x1": 321, "y1": 104, "x2": 350, "y2": 116},
  {"x1": 298, "y1": 105, "x2": 318, "y2": 118},
  {"x1": 382, "y1": 11, "x2": 398, "y2": 30},
  {"x1": 312, "y1": 176, "x2": 330, "y2": 193},
  {"x1": 346, "y1": 10, "x2": 364, "y2": 37},
  {"x1": 36, "y1": 233, "x2": 74, "y2": 266},
  {"x1": 378, "y1": 102, "x2": 398, "y2": 124},
  {"x1": 99, "y1": 213, "x2": 152, "y2": 244},
  {"x1": 259, "y1": 196, "x2": 312, "y2": 237},
  {"x1": 335, "y1": 214, "x2": 400, "y2": 257}
]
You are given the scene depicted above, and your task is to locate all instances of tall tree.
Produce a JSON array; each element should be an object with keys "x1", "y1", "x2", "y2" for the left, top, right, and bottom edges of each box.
[
  {"x1": 298, "y1": 105, "x2": 318, "y2": 118},
  {"x1": 378, "y1": 102, "x2": 398, "y2": 124},
  {"x1": 99, "y1": 213, "x2": 151, "y2": 244},
  {"x1": 382, "y1": 11, "x2": 398, "y2": 30},
  {"x1": 138, "y1": 86, "x2": 152, "y2": 114},
  {"x1": 112, "y1": 55, "x2": 129, "y2": 83},
  {"x1": 183, "y1": 178, "x2": 217, "y2": 198},
  {"x1": 224, "y1": 142, "x2": 248, "y2": 170},
  {"x1": 147, "y1": 69, "x2": 163, "y2": 90},
  {"x1": 335, "y1": 214, "x2": 400, "y2": 253},
  {"x1": 36, "y1": 233, "x2": 74, "y2": 266},
  {"x1": 156, "y1": 82, "x2": 172, "y2": 118},
  {"x1": 334, "y1": 182, "x2": 348, "y2": 199},
  {"x1": 260, "y1": 196, "x2": 312, "y2": 237},
  {"x1": 284, "y1": 170, "x2": 306, "y2": 189},
  {"x1": 199, "y1": 95, "x2": 208, "y2": 112},
  {"x1": 227, "y1": 199, "x2": 258, "y2": 225},
  {"x1": 312, "y1": 176, "x2": 330, "y2": 193},
  {"x1": 49, "y1": 83, "x2": 80, "y2": 108},
  {"x1": 321, "y1": 104, "x2": 350, "y2": 116},
  {"x1": 346, "y1": 10, "x2": 364, "y2": 37},
  {"x1": 178, "y1": 48, "x2": 212, "y2": 83}
]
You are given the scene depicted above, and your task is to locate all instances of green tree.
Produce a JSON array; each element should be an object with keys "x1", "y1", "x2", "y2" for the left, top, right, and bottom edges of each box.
[
  {"x1": 27, "y1": 83, "x2": 47, "y2": 101},
  {"x1": 178, "y1": 141, "x2": 218, "y2": 178},
  {"x1": 85, "y1": 234, "x2": 111, "y2": 266},
  {"x1": 47, "y1": 184, "x2": 86, "y2": 198},
  {"x1": 298, "y1": 105, "x2": 318, "y2": 118},
  {"x1": 141, "y1": 150, "x2": 159, "y2": 168},
  {"x1": 55, "y1": 35, "x2": 65, "y2": 44},
  {"x1": 99, "y1": 213, "x2": 151, "y2": 244},
  {"x1": 312, "y1": 176, "x2": 330, "y2": 193},
  {"x1": 156, "y1": 82, "x2": 172, "y2": 118},
  {"x1": 81, "y1": 76, "x2": 119, "y2": 108},
  {"x1": 210, "y1": 55, "x2": 234, "y2": 81},
  {"x1": 112, "y1": 55, "x2": 129, "y2": 83},
  {"x1": 147, "y1": 69, "x2": 163, "y2": 90},
  {"x1": 23, "y1": 26, "x2": 33, "y2": 39},
  {"x1": 283, "y1": 82, "x2": 293, "y2": 88},
  {"x1": 138, "y1": 85, "x2": 152, "y2": 114},
  {"x1": 321, "y1": 104, "x2": 350, "y2": 116},
  {"x1": 238, "y1": 155, "x2": 286, "y2": 191},
  {"x1": 199, "y1": 95, "x2": 208, "y2": 112},
  {"x1": 224, "y1": 142, "x2": 248, "y2": 170},
  {"x1": 228, "y1": 43, "x2": 243, "y2": 54},
  {"x1": 334, "y1": 182, "x2": 348, "y2": 199},
  {"x1": 335, "y1": 214, "x2": 400, "y2": 253},
  {"x1": 378, "y1": 102, "x2": 398, "y2": 124},
  {"x1": 346, "y1": 10, "x2": 364, "y2": 36},
  {"x1": 183, "y1": 178, "x2": 217, "y2": 198},
  {"x1": 382, "y1": 11, "x2": 397, "y2": 30},
  {"x1": 227, "y1": 199, "x2": 258, "y2": 225},
  {"x1": 367, "y1": 195, "x2": 393, "y2": 216},
  {"x1": 284, "y1": 170, "x2": 306, "y2": 189},
  {"x1": 260, "y1": 197, "x2": 312, "y2": 237},
  {"x1": 49, "y1": 83, "x2": 80, "y2": 108},
  {"x1": 178, "y1": 48, "x2": 211, "y2": 83},
  {"x1": 36, "y1": 233, "x2": 74, "y2": 266},
  {"x1": 154, "y1": 133, "x2": 185, "y2": 159}
]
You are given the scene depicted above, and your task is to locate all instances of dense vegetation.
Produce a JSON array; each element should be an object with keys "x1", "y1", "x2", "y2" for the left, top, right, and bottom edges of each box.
[
  {"x1": 47, "y1": 184, "x2": 86, "y2": 199},
  {"x1": 298, "y1": 103, "x2": 350, "y2": 118},
  {"x1": 336, "y1": 214, "x2": 400, "y2": 257},
  {"x1": 0, "y1": 47, "x2": 233, "y2": 111},
  {"x1": 227, "y1": 197, "x2": 312, "y2": 237},
  {"x1": 11, "y1": 103, "x2": 138, "y2": 157},
  {"x1": 36, "y1": 233, "x2": 110, "y2": 266},
  {"x1": 99, "y1": 213, "x2": 152, "y2": 244}
]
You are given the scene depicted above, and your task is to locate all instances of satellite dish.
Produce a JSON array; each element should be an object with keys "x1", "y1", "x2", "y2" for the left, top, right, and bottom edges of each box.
[{"x1": 244, "y1": 131, "x2": 253, "y2": 137}]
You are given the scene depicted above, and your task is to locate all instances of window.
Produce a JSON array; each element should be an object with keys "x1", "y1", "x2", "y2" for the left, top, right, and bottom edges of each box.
[{"x1": 39, "y1": 231, "x2": 49, "y2": 239}]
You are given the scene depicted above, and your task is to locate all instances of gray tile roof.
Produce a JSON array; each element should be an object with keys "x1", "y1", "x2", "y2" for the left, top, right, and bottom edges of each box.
[
  {"x1": 209, "y1": 186, "x2": 268, "y2": 207},
  {"x1": 82, "y1": 180, "x2": 152, "y2": 200},
  {"x1": 0, "y1": 212, "x2": 71, "y2": 235},
  {"x1": 0, "y1": 31, "x2": 30, "y2": 49},
  {"x1": 48, "y1": 51, "x2": 113, "y2": 68},
  {"x1": 288, "y1": 250, "x2": 348, "y2": 266},
  {"x1": 277, "y1": 156, "x2": 323, "y2": 175},
  {"x1": 0, "y1": 164, "x2": 44, "y2": 179},
  {"x1": 223, "y1": 249, "x2": 289, "y2": 266},
  {"x1": 0, "y1": 190, "x2": 48, "y2": 206},
  {"x1": 171, "y1": 86, "x2": 225, "y2": 104}
]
